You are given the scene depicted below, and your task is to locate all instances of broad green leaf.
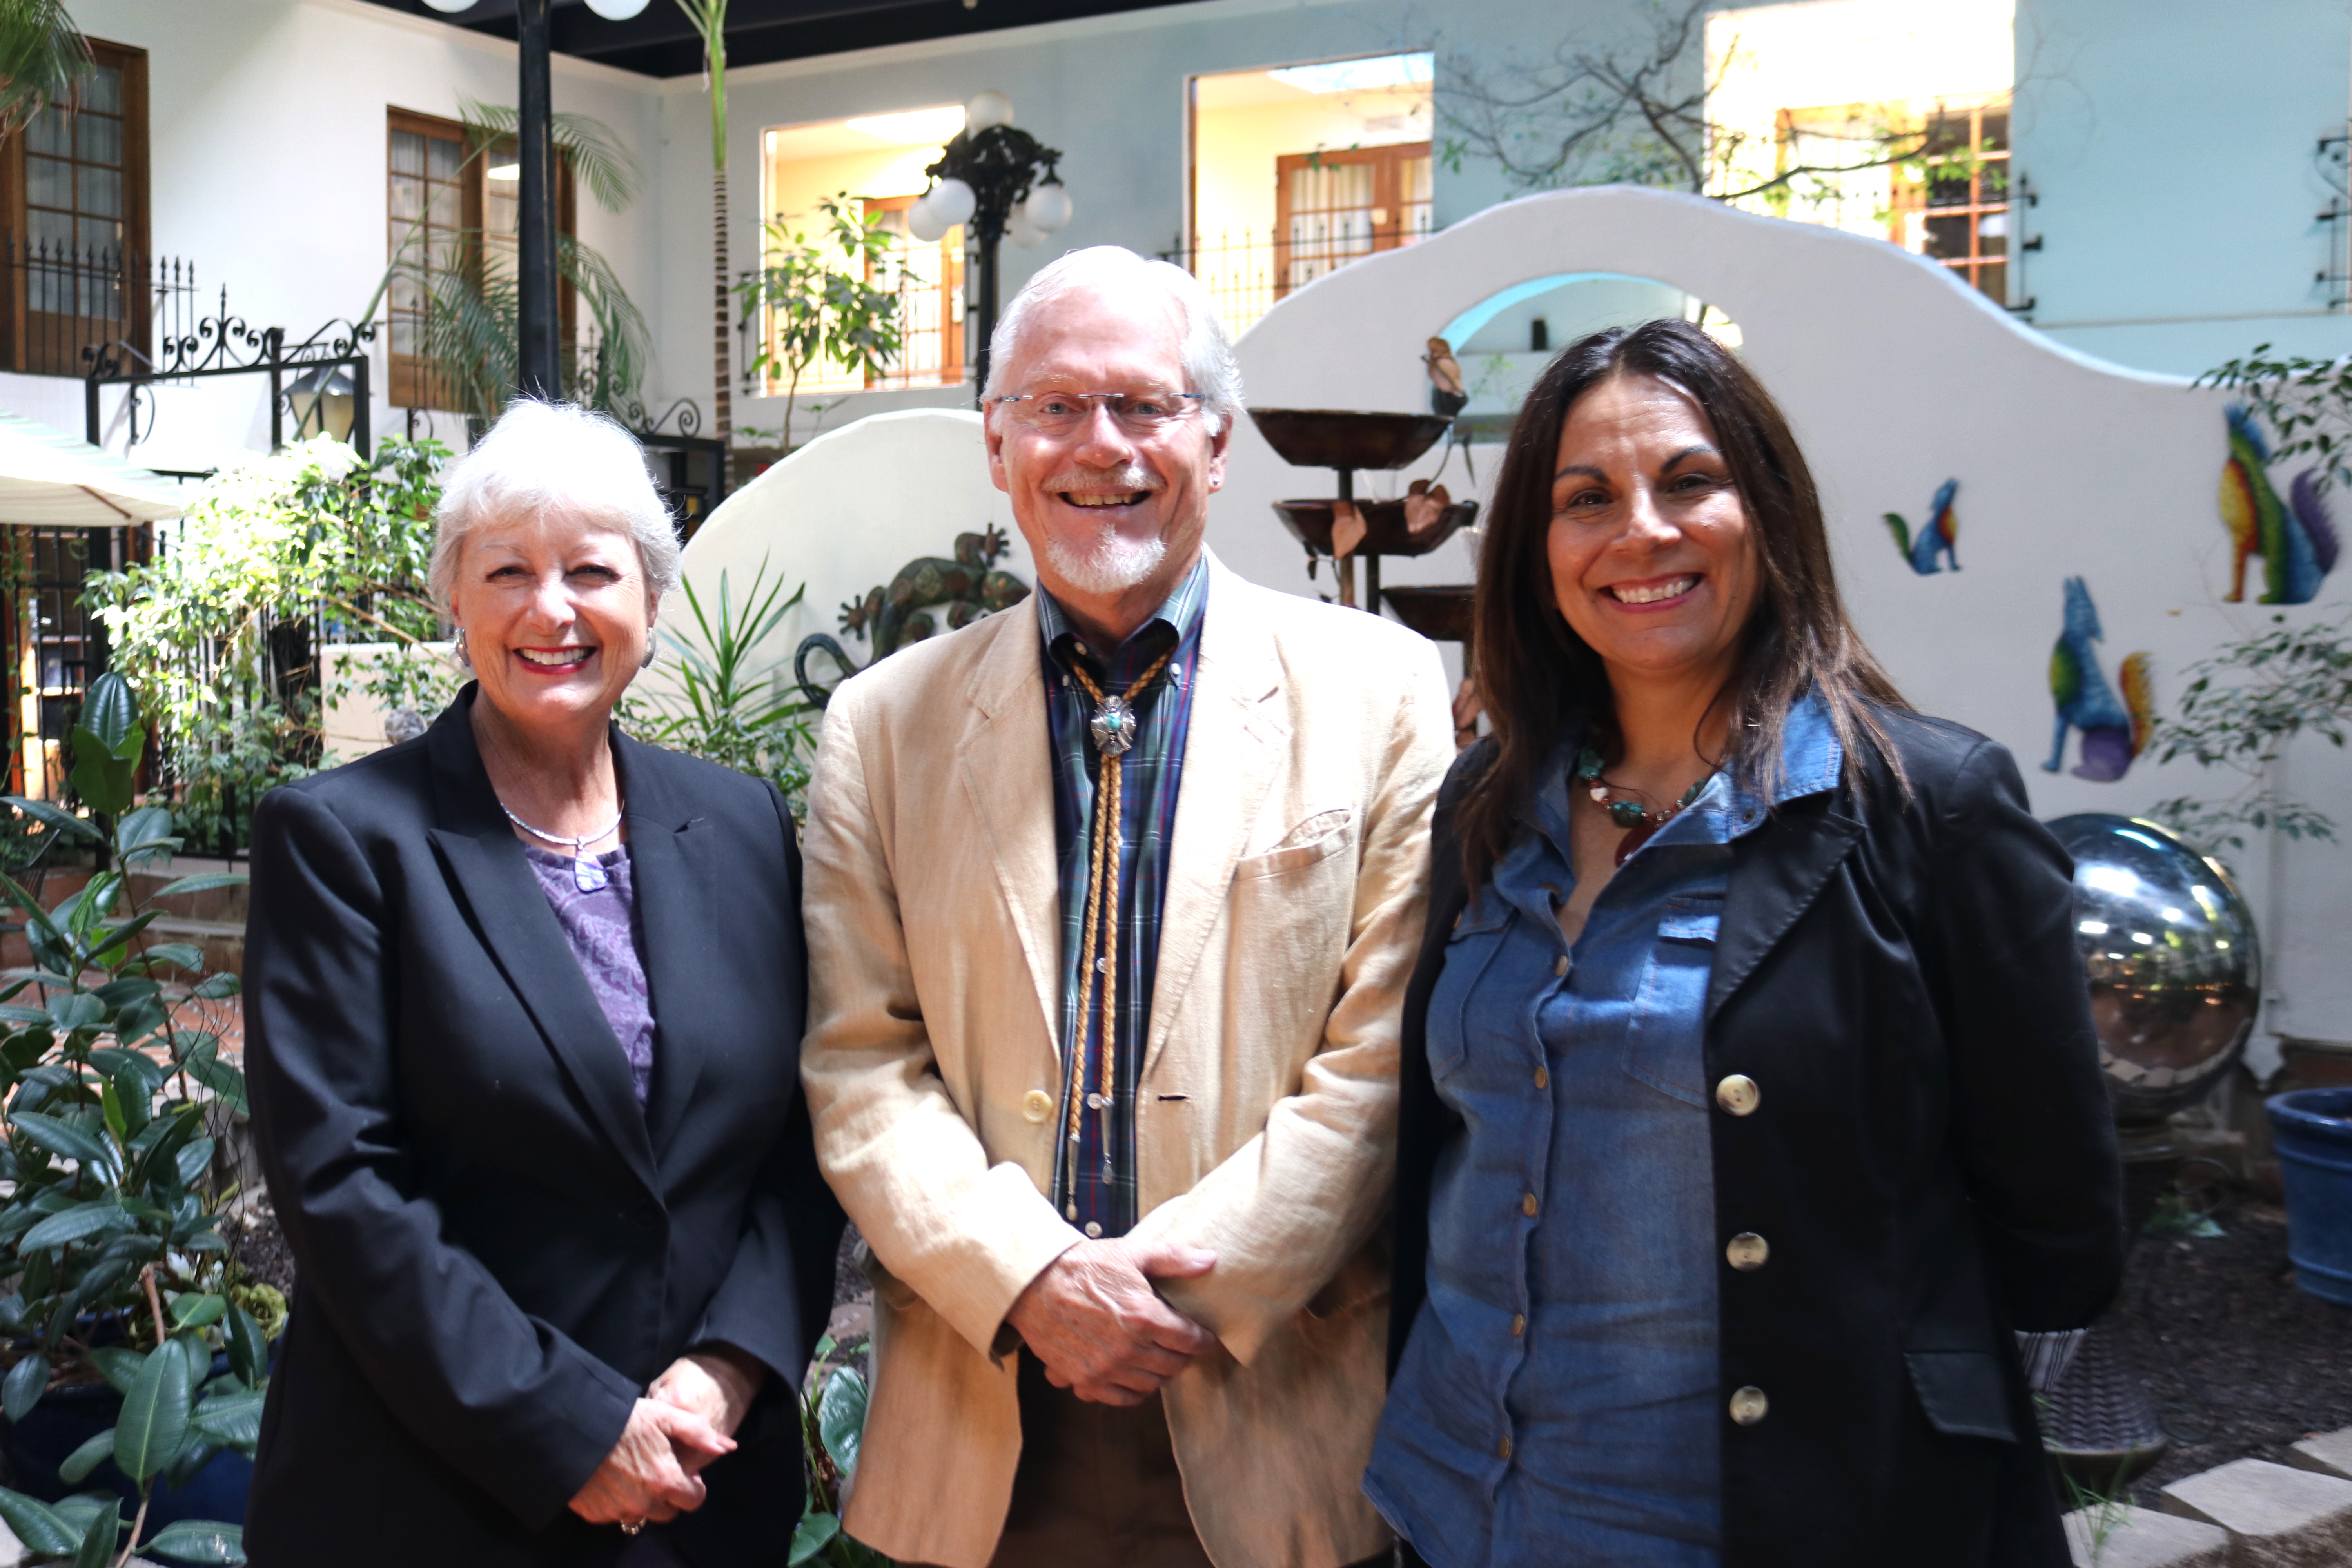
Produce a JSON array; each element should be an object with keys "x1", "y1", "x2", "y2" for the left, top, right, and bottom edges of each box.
[
  {"x1": 48, "y1": 1493, "x2": 114, "y2": 1533},
  {"x1": 99, "y1": 1083, "x2": 127, "y2": 1145},
  {"x1": 818, "y1": 1365, "x2": 868, "y2": 1479},
  {"x1": 151, "y1": 874, "x2": 249, "y2": 901},
  {"x1": 225, "y1": 1307, "x2": 266, "y2": 1388},
  {"x1": 183, "y1": 1053, "x2": 246, "y2": 1116},
  {"x1": 114, "y1": 804, "x2": 178, "y2": 866},
  {"x1": 163, "y1": 1431, "x2": 218, "y2": 1490},
  {"x1": 87, "y1": 910, "x2": 162, "y2": 967},
  {"x1": 114, "y1": 1341, "x2": 192, "y2": 1481},
  {"x1": 55, "y1": 1427, "x2": 113, "y2": 1484},
  {"x1": 142, "y1": 1520, "x2": 246, "y2": 1565},
  {"x1": 20, "y1": 1201, "x2": 132, "y2": 1252},
  {"x1": 91, "y1": 1045, "x2": 164, "y2": 1096},
  {"x1": 788, "y1": 1513, "x2": 842, "y2": 1566},
  {"x1": 134, "y1": 943, "x2": 205, "y2": 973},
  {"x1": 0, "y1": 1486, "x2": 81, "y2": 1553},
  {"x1": 10, "y1": 1111, "x2": 116, "y2": 1173},
  {"x1": 91, "y1": 978, "x2": 161, "y2": 1013},
  {"x1": 76, "y1": 673, "x2": 140, "y2": 757},
  {"x1": 171, "y1": 1293, "x2": 226, "y2": 1330},
  {"x1": 192, "y1": 972, "x2": 241, "y2": 1000},
  {"x1": 191, "y1": 1388, "x2": 264, "y2": 1448},
  {"x1": 2, "y1": 1351, "x2": 46, "y2": 1421},
  {"x1": 0, "y1": 872, "x2": 66, "y2": 944},
  {"x1": 69, "y1": 1499, "x2": 114, "y2": 1568},
  {"x1": 0, "y1": 796, "x2": 101, "y2": 844},
  {"x1": 69, "y1": 723, "x2": 140, "y2": 821},
  {"x1": 174, "y1": 1136, "x2": 217, "y2": 1189},
  {"x1": 0, "y1": 1004, "x2": 52, "y2": 1027},
  {"x1": 173, "y1": 1328, "x2": 212, "y2": 1391},
  {"x1": 45, "y1": 993, "x2": 103, "y2": 1033},
  {"x1": 88, "y1": 1346, "x2": 143, "y2": 1396}
]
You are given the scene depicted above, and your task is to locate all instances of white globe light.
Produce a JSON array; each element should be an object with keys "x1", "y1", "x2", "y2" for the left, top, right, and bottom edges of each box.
[
  {"x1": 422, "y1": 0, "x2": 477, "y2": 11},
  {"x1": 583, "y1": 0, "x2": 653, "y2": 16},
  {"x1": 965, "y1": 90, "x2": 1015, "y2": 131},
  {"x1": 1005, "y1": 206, "x2": 1045, "y2": 248},
  {"x1": 1025, "y1": 181, "x2": 1071, "y2": 233},
  {"x1": 929, "y1": 177, "x2": 977, "y2": 229},
  {"x1": 906, "y1": 191, "x2": 951, "y2": 243}
]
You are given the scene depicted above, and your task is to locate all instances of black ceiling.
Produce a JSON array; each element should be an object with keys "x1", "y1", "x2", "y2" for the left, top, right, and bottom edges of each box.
[{"x1": 358, "y1": 0, "x2": 1198, "y2": 75}]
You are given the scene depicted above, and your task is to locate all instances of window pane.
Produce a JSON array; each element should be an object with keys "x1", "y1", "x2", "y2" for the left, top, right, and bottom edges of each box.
[
  {"x1": 29, "y1": 105, "x2": 67, "y2": 156},
  {"x1": 427, "y1": 133, "x2": 463, "y2": 182},
  {"x1": 427, "y1": 181, "x2": 461, "y2": 228},
  {"x1": 27, "y1": 207, "x2": 72, "y2": 254},
  {"x1": 389, "y1": 318, "x2": 419, "y2": 356},
  {"x1": 1975, "y1": 261, "x2": 2006, "y2": 301},
  {"x1": 389, "y1": 172, "x2": 423, "y2": 223},
  {"x1": 77, "y1": 216, "x2": 123, "y2": 258},
  {"x1": 1980, "y1": 113, "x2": 2009, "y2": 152},
  {"x1": 390, "y1": 274, "x2": 425, "y2": 314},
  {"x1": 26, "y1": 155, "x2": 70, "y2": 210},
  {"x1": 391, "y1": 129, "x2": 425, "y2": 177},
  {"x1": 82, "y1": 64, "x2": 121, "y2": 116},
  {"x1": 78, "y1": 165, "x2": 122, "y2": 221},
  {"x1": 76, "y1": 112, "x2": 120, "y2": 168},
  {"x1": 1923, "y1": 213, "x2": 1971, "y2": 259}
]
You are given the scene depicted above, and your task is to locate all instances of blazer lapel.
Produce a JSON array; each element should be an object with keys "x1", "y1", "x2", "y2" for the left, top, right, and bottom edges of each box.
[
  {"x1": 1706, "y1": 793, "x2": 1866, "y2": 1022},
  {"x1": 958, "y1": 600, "x2": 1067, "y2": 1056},
  {"x1": 1145, "y1": 559, "x2": 1283, "y2": 1076},
  {"x1": 615, "y1": 733, "x2": 715, "y2": 1159},
  {"x1": 424, "y1": 696, "x2": 660, "y2": 1197}
]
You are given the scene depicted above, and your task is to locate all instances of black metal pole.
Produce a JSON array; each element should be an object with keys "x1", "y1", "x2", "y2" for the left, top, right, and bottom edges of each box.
[
  {"x1": 516, "y1": 0, "x2": 561, "y2": 401},
  {"x1": 973, "y1": 225, "x2": 1000, "y2": 408},
  {"x1": 352, "y1": 354, "x2": 373, "y2": 460}
]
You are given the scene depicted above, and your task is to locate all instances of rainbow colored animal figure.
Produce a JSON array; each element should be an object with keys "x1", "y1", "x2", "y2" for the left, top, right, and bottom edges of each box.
[
  {"x1": 2219, "y1": 405, "x2": 2339, "y2": 604},
  {"x1": 1882, "y1": 478, "x2": 1960, "y2": 574},
  {"x1": 2047, "y1": 576, "x2": 2153, "y2": 782}
]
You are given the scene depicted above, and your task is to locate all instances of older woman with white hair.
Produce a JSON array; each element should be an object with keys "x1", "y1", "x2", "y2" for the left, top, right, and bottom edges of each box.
[{"x1": 243, "y1": 401, "x2": 842, "y2": 1567}]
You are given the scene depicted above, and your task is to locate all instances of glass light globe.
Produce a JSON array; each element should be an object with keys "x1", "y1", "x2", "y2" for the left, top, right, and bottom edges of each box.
[
  {"x1": 1024, "y1": 180, "x2": 1072, "y2": 232},
  {"x1": 907, "y1": 191, "x2": 951, "y2": 243},
  {"x1": 583, "y1": 0, "x2": 653, "y2": 15},
  {"x1": 1006, "y1": 206, "x2": 1045, "y2": 248},
  {"x1": 422, "y1": 0, "x2": 477, "y2": 11},
  {"x1": 929, "y1": 177, "x2": 977, "y2": 229},
  {"x1": 965, "y1": 90, "x2": 1015, "y2": 131}
]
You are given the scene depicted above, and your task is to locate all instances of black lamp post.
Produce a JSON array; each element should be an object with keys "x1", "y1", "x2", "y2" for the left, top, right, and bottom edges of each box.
[
  {"x1": 908, "y1": 91, "x2": 1072, "y2": 403},
  {"x1": 421, "y1": 0, "x2": 652, "y2": 400}
]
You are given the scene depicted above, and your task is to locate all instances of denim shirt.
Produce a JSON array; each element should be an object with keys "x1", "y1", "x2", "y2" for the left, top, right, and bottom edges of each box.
[{"x1": 1365, "y1": 696, "x2": 1844, "y2": 1568}]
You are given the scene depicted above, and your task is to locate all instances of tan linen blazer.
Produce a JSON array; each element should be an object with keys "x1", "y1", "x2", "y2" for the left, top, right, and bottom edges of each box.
[{"x1": 800, "y1": 553, "x2": 1451, "y2": 1568}]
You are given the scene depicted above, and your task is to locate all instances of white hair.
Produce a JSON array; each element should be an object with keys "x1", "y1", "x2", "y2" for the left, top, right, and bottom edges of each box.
[
  {"x1": 427, "y1": 400, "x2": 681, "y2": 612},
  {"x1": 982, "y1": 246, "x2": 1245, "y2": 435}
]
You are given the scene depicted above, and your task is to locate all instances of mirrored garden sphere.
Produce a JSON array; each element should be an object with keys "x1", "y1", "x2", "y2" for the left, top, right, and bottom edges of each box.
[{"x1": 2045, "y1": 814, "x2": 2261, "y2": 1123}]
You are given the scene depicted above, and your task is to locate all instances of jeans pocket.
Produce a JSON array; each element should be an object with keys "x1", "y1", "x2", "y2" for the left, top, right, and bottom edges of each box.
[{"x1": 1622, "y1": 896, "x2": 1722, "y2": 1108}]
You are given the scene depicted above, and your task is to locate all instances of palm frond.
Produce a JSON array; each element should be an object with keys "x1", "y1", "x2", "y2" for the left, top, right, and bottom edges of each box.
[
  {"x1": 457, "y1": 96, "x2": 640, "y2": 212},
  {"x1": 391, "y1": 227, "x2": 652, "y2": 421},
  {"x1": 0, "y1": 0, "x2": 93, "y2": 138}
]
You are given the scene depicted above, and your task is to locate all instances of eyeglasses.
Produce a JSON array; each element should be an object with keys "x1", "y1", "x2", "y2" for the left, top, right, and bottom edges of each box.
[{"x1": 990, "y1": 389, "x2": 1207, "y2": 437}]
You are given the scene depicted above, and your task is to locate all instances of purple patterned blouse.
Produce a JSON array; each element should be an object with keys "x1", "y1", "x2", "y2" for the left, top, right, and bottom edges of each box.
[{"x1": 521, "y1": 843, "x2": 656, "y2": 1105}]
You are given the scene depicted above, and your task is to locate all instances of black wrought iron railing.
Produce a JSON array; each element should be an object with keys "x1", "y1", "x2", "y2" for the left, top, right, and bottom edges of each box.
[{"x1": 0, "y1": 238, "x2": 198, "y2": 379}]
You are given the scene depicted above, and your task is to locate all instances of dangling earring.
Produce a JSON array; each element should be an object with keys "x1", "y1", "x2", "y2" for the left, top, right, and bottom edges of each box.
[
  {"x1": 454, "y1": 627, "x2": 472, "y2": 670},
  {"x1": 641, "y1": 623, "x2": 657, "y2": 670}
]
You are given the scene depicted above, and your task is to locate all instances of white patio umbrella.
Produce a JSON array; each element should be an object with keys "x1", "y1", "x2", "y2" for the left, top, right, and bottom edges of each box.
[{"x1": 0, "y1": 409, "x2": 192, "y2": 526}]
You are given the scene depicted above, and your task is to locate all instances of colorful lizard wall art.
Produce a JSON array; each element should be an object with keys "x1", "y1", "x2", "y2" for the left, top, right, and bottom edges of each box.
[
  {"x1": 2046, "y1": 575, "x2": 2153, "y2": 782},
  {"x1": 2219, "y1": 404, "x2": 2340, "y2": 605},
  {"x1": 1882, "y1": 478, "x2": 1959, "y2": 575}
]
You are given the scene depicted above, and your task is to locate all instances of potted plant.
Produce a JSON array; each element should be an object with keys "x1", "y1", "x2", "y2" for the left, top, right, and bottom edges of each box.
[{"x1": 0, "y1": 670, "x2": 274, "y2": 1566}]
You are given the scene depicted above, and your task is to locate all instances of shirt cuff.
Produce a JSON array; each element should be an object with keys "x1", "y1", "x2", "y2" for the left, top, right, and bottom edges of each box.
[{"x1": 2015, "y1": 1327, "x2": 2088, "y2": 1393}]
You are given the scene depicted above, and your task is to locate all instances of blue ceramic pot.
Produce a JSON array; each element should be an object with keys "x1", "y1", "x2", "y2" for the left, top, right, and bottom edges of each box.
[
  {"x1": 2269, "y1": 1087, "x2": 2352, "y2": 1309},
  {"x1": 5, "y1": 1352, "x2": 252, "y2": 1528}
]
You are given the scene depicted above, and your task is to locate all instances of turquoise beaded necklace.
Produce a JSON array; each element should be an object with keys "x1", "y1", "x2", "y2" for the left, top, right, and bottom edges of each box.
[{"x1": 1574, "y1": 743, "x2": 1711, "y2": 864}]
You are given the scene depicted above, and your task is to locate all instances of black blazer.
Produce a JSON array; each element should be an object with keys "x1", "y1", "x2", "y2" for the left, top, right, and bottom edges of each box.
[
  {"x1": 1391, "y1": 710, "x2": 2124, "y2": 1568},
  {"x1": 243, "y1": 691, "x2": 842, "y2": 1567}
]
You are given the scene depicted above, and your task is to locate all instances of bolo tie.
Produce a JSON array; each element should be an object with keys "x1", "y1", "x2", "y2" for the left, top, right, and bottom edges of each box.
[{"x1": 1061, "y1": 643, "x2": 1175, "y2": 1224}]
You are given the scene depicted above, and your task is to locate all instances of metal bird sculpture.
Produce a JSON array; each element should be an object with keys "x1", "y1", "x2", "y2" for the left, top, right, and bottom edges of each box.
[
  {"x1": 2219, "y1": 404, "x2": 2339, "y2": 604},
  {"x1": 1425, "y1": 336, "x2": 1467, "y2": 419},
  {"x1": 1882, "y1": 478, "x2": 1960, "y2": 575},
  {"x1": 2046, "y1": 575, "x2": 2154, "y2": 782}
]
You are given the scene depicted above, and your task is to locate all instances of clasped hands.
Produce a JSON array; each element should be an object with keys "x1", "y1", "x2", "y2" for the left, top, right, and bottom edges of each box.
[
  {"x1": 1006, "y1": 1236, "x2": 1220, "y2": 1405},
  {"x1": 567, "y1": 1345, "x2": 764, "y2": 1530}
]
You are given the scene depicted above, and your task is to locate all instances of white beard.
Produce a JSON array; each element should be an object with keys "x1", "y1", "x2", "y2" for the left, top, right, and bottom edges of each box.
[{"x1": 1043, "y1": 522, "x2": 1169, "y2": 596}]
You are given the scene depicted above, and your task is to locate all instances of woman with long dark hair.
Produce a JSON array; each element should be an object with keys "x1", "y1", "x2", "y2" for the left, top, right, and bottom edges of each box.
[{"x1": 1367, "y1": 319, "x2": 2122, "y2": 1567}]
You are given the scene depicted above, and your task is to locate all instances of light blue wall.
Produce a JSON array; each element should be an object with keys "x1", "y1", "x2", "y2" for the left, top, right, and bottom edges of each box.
[{"x1": 2014, "y1": 0, "x2": 2352, "y2": 377}]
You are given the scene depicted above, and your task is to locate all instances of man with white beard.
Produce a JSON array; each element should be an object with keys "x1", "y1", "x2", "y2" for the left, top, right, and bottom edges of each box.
[{"x1": 799, "y1": 246, "x2": 1452, "y2": 1568}]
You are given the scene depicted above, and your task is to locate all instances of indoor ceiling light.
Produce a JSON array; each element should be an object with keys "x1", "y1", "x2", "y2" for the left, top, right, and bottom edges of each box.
[
  {"x1": 581, "y1": 0, "x2": 653, "y2": 16},
  {"x1": 843, "y1": 106, "x2": 967, "y2": 145},
  {"x1": 1267, "y1": 53, "x2": 1432, "y2": 96},
  {"x1": 421, "y1": 0, "x2": 477, "y2": 11}
]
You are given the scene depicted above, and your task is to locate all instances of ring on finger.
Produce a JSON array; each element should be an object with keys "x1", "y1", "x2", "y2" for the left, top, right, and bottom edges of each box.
[{"x1": 620, "y1": 1519, "x2": 644, "y2": 1537}]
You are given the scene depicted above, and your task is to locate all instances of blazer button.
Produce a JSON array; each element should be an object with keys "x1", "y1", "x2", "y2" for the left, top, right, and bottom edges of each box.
[
  {"x1": 1521, "y1": 1192, "x2": 1539, "y2": 1218},
  {"x1": 1715, "y1": 1074, "x2": 1760, "y2": 1116},
  {"x1": 1729, "y1": 1386, "x2": 1769, "y2": 1426},
  {"x1": 1022, "y1": 1089, "x2": 1054, "y2": 1123},
  {"x1": 1726, "y1": 1232, "x2": 1769, "y2": 1271}
]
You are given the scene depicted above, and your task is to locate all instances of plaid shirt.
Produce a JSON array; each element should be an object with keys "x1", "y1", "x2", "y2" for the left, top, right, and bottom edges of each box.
[{"x1": 1038, "y1": 556, "x2": 1209, "y2": 1238}]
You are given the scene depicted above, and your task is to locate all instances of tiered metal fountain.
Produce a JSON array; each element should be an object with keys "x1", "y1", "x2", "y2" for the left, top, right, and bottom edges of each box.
[{"x1": 1248, "y1": 408, "x2": 1477, "y2": 617}]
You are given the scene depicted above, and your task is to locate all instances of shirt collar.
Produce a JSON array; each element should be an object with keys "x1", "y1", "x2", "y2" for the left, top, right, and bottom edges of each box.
[{"x1": 1036, "y1": 553, "x2": 1209, "y2": 675}]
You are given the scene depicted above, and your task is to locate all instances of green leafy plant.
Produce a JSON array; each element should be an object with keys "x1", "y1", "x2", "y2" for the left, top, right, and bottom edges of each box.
[
  {"x1": 624, "y1": 560, "x2": 817, "y2": 819},
  {"x1": 2199, "y1": 346, "x2": 2352, "y2": 498},
  {"x1": 735, "y1": 196, "x2": 904, "y2": 451},
  {"x1": 0, "y1": 671, "x2": 269, "y2": 1565},
  {"x1": 2145, "y1": 609, "x2": 2352, "y2": 853},
  {"x1": 84, "y1": 438, "x2": 452, "y2": 853},
  {"x1": 790, "y1": 1334, "x2": 886, "y2": 1566},
  {"x1": 0, "y1": 0, "x2": 93, "y2": 139}
]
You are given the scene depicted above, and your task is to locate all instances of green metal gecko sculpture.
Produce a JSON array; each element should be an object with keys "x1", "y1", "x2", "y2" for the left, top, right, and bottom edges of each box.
[{"x1": 794, "y1": 526, "x2": 1031, "y2": 708}]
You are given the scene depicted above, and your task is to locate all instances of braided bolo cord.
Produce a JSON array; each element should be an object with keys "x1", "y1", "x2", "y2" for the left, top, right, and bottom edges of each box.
[{"x1": 1060, "y1": 644, "x2": 1176, "y2": 1222}]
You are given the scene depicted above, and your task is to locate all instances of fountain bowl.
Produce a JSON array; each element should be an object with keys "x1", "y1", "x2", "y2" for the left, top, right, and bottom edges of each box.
[
  {"x1": 1272, "y1": 498, "x2": 1479, "y2": 559},
  {"x1": 1249, "y1": 408, "x2": 1454, "y2": 471},
  {"x1": 1381, "y1": 585, "x2": 1476, "y2": 643}
]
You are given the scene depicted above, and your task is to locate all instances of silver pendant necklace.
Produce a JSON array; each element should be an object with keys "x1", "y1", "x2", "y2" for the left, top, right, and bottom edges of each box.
[{"x1": 499, "y1": 800, "x2": 624, "y2": 891}]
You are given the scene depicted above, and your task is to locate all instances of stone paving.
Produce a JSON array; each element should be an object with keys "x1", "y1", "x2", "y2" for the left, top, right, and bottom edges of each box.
[{"x1": 2074, "y1": 1424, "x2": 2352, "y2": 1566}]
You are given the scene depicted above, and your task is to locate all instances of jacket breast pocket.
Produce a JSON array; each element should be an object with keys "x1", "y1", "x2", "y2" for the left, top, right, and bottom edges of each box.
[
  {"x1": 1904, "y1": 1350, "x2": 2019, "y2": 1443},
  {"x1": 1622, "y1": 894, "x2": 1722, "y2": 1108},
  {"x1": 1426, "y1": 901, "x2": 1512, "y2": 1080},
  {"x1": 1234, "y1": 807, "x2": 1355, "y2": 879}
]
